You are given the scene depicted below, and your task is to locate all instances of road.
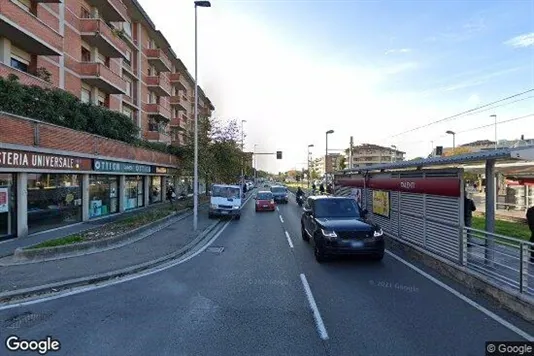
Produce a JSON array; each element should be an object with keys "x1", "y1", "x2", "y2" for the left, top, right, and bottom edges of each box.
[{"x1": 1, "y1": 191, "x2": 533, "y2": 355}]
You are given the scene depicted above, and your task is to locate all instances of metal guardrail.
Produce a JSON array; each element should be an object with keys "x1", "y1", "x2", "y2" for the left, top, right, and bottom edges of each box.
[{"x1": 462, "y1": 227, "x2": 533, "y2": 296}]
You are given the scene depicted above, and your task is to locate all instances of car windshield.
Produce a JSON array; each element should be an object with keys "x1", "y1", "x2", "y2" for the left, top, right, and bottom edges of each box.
[
  {"x1": 212, "y1": 186, "x2": 241, "y2": 199},
  {"x1": 271, "y1": 187, "x2": 286, "y2": 193},
  {"x1": 314, "y1": 199, "x2": 360, "y2": 218},
  {"x1": 257, "y1": 192, "x2": 273, "y2": 200}
]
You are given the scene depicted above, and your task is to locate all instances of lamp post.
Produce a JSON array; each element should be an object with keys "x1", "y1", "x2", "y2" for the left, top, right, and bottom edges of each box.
[
  {"x1": 325, "y1": 130, "x2": 334, "y2": 182},
  {"x1": 446, "y1": 130, "x2": 456, "y2": 153},
  {"x1": 390, "y1": 145, "x2": 397, "y2": 162},
  {"x1": 241, "y1": 119, "x2": 247, "y2": 188},
  {"x1": 307, "y1": 144, "x2": 314, "y2": 189},
  {"x1": 491, "y1": 114, "x2": 497, "y2": 149},
  {"x1": 253, "y1": 143, "x2": 258, "y2": 184},
  {"x1": 193, "y1": 0, "x2": 211, "y2": 231}
]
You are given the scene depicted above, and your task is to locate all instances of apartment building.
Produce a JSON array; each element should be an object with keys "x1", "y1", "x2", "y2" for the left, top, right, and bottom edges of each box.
[
  {"x1": 0, "y1": 0, "x2": 214, "y2": 146},
  {"x1": 347, "y1": 143, "x2": 405, "y2": 169}
]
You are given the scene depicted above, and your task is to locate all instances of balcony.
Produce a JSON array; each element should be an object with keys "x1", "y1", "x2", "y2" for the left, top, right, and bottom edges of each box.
[
  {"x1": 146, "y1": 131, "x2": 171, "y2": 144},
  {"x1": 34, "y1": 0, "x2": 61, "y2": 3},
  {"x1": 143, "y1": 103, "x2": 171, "y2": 121},
  {"x1": 170, "y1": 95, "x2": 188, "y2": 111},
  {"x1": 79, "y1": 62, "x2": 126, "y2": 94},
  {"x1": 80, "y1": 19, "x2": 127, "y2": 59},
  {"x1": 85, "y1": 0, "x2": 127, "y2": 22},
  {"x1": 146, "y1": 73, "x2": 171, "y2": 97},
  {"x1": 0, "y1": 1, "x2": 62, "y2": 55},
  {"x1": 145, "y1": 49, "x2": 171, "y2": 73},
  {"x1": 170, "y1": 116, "x2": 187, "y2": 130},
  {"x1": 0, "y1": 62, "x2": 53, "y2": 89},
  {"x1": 169, "y1": 72, "x2": 187, "y2": 91}
]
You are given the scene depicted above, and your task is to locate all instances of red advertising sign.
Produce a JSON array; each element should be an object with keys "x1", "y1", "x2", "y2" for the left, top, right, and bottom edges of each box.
[{"x1": 336, "y1": 177, "x2": 461, "y2": 197}]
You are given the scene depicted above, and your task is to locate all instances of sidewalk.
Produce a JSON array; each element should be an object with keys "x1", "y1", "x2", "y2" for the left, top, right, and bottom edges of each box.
[{"x1": 0, "y1": 205, "x2": 213, "y2": 295}]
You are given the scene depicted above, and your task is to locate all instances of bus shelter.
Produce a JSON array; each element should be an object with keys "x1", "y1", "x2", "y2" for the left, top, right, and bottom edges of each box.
[{"x1": 334, "y1": 145, "x2": 534, "y2": 296}]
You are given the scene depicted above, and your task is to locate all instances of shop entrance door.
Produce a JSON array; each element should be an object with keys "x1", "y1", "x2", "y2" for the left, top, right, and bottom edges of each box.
[{"x1": 0, "y1": 174, "x2": 16, "y2": 240}]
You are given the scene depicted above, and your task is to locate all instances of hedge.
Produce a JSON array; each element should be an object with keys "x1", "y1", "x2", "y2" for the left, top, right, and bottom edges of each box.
[{"x1": 0, "y1": 74, "x2": 183, "y2": 157}]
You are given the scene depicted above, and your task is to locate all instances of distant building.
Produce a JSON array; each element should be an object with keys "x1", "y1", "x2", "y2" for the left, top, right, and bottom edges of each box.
[
  {"x1": 347, "y1": 144, "x2": 405, "y2": 169},
  {"x1": 316, "y1": 153, "x2": 345, "y2": 176},
  {"x1": 434, "y1": 138, "x2": 534, "y2": 157}
]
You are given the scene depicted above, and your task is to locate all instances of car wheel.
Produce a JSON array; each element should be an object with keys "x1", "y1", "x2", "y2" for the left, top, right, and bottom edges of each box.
[
  {"x1": 301, "y1": 224, "x2": 309, "y2": 242},
  {"x1": 235, "y1": 215, "x2": 241, "y2": 220},
  {"x1": 373, "y1": 251, "x2": 384, "y2": 261},
  {"x1": 315, "y1": 246, "x2": 326, "y2": 263}
]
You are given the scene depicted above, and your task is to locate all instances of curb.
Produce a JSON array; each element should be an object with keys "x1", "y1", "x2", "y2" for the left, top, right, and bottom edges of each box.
[
  {"x1": 0, "y1": 219, "x2": 224, "y2": 304},
  {"x1": 385, "y1": 235, "x2": 534, "y2": 323},
  {"x1": 10, "y1": 203, "x2": 209, "y2": 264}
]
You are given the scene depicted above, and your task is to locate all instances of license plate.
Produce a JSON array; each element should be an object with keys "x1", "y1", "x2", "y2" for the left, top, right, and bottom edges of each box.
[
  {"x1": 221, "y1": 211, "x2": 229, "y2": 215},
  {"x1": 351, "y1": 241, "x2": 364, "y2": 248},
  {"x1": 263, "y1": 205, "x2": 268, "y2": 208}
]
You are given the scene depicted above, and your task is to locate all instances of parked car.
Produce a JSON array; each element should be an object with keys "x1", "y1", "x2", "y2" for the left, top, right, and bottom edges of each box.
[
  {"x1": 254, "y1": 191, "x2": 276, "y2": 212},
  {"x1": 301, "y1": 196, "x2": 384, "y2": 262}
]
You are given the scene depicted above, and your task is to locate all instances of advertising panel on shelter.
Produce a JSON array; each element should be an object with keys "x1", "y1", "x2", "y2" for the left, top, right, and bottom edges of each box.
[{"x1": 372, "y1": 190, "x2": 390, "y2": 218}]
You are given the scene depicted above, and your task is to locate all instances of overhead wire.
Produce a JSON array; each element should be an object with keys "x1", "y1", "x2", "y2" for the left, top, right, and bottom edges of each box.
[{"x1": 386, "y1": 89, "x2": 534, "y2": 139}]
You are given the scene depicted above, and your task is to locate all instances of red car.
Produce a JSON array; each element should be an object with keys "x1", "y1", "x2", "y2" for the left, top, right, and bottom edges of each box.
[{"x1": 255, "y1": 191, "x2": 275, "y2": 212}]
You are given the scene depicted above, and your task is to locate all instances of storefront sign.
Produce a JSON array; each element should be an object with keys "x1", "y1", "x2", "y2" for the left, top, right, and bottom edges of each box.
[
  {"x1": 0, "y1": 187, "x2": 8, "y2": 213},
  {"x1": 93, "y1": 160, "x2": 152, "y2": 174},
  {"x1": 336, "y1": 177, "x2": 461, "y2": 197},
  {"x1": 0, "y1": 149, "x2": 91, "y2": 170},
  {"x1": 154, "y1": 167, "x2": 168, "y2": 174}
]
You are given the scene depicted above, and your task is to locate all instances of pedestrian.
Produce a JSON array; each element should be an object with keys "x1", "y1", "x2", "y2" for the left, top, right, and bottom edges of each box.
[
  {"x1": 312, "y1": 182, "x2": 317, "y2": 194},
  {"x1": 166, "y1": 186, "x2": 176, "y2": 205},
  {"x1": 526, "y1": 205, "x2": 534, "y2": 262},
  {"x1": 319, "y1": 183, "x2": 325, "y2": 194},
  {"x1": 465, "y1": 192, "x2": 476, "y2": 247}
]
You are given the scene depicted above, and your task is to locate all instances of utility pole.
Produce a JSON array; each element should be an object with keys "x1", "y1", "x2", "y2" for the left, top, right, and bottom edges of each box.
[{"x1": 349, "y1": 136, "x2": 353, "y2": 170}]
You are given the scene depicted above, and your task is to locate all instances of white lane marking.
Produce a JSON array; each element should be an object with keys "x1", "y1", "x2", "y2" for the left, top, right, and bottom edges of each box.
[
  {"x1": 385, "y1": 250, "x2": 534, "y2": 341},
  {"x1": 0, "y1": 194, "x2": 256, "y2": 311},
  {"x1": 279, "y1": 215, "x2": 284, "y2": 223},
  {"x1": 285, "y1": 231, "x2": 294, "y2": 249},
  {"x1": 300, "y1": 273, "x2": 329, "y2": 340}
]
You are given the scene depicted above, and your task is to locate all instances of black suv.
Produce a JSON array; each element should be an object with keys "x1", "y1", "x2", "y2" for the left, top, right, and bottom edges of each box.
[{"x1": 301, "y1": 196, "x2": 385, "y2": 262}]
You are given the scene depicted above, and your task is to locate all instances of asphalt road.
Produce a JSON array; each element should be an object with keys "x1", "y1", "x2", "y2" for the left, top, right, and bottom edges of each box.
[{"x1": 1, "y1": 190, "x2": 533, "y2": 356}]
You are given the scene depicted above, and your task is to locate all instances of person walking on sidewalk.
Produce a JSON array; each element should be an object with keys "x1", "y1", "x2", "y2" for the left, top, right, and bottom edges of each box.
[
  {"x1": 166, "y1": 186, "x2": 176, "y2": 205},
  {"x1": 527, "y1": 205, "x2": 534, "y2": 262},
  {"x1": 465, "y1": 193, "x2": 476, "y2": 247}
]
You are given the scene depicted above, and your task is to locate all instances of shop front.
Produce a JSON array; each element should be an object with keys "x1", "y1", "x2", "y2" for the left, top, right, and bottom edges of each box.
[
  {"x1": 0, "y1": 173, "x2": 16, "y2": 240},
  {"x1": 93, "y1": 159, "x2": 152, "y2": 211},
  {"x1": 89, "y1": 175, "x2": 119, "y2": 218}
]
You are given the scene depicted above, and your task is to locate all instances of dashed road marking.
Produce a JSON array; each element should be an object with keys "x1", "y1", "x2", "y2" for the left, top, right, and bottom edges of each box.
[
  {"x1": 279, "y1": 215, "x2": 284, "y2": 223},
  {"x1": 285, "y1": 231, "x2": 294, "y2": 249},
  {"x1": 300, "y1": 273, "x2": 329, "y2": 340}
]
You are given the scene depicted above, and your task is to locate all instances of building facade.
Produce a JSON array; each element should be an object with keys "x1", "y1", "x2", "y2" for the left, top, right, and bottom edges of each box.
[
  {"x1": 0, "y1": 0, "x2": 214, "y2": 146},
  {"x1": 348, "y1": 144, "x2": 405, "y2": 168}
]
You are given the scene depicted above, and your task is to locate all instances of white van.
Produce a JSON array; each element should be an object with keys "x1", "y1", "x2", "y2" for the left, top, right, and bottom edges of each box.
[{"x1": 209, "y1": 184, "x2": 243, "y2": 220}]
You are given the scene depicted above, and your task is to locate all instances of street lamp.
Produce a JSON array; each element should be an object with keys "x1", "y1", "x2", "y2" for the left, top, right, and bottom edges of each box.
[
  {"x1": 490, "y1": 114, "x2": 497, "y2": 149},
  {"x1": 390, "y1": 145, "x2": 397, "y2": 163},
  {"x1": 253, "y1": 144, "x2": 258, "y2": 184},
  {"x1": 241, "y1": 119, "x2": 247, "y2": 187},
  {"x1": 307, "y1": 144, "x2": 314, "y2": 189},
  {"x1": 325, "y1": 130, "x2": 334, "y2": 182},
  {"x1": 193, "y1": 0, "x2": 211, "y2": 232},
  {"x1": 446, "y1": 130, "x2": 456, "y2": 152}
]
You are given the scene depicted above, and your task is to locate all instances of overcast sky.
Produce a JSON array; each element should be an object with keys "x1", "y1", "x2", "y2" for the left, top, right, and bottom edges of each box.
[{"x1": 138, "y1": 0, "x2": 534, "y2": 173}]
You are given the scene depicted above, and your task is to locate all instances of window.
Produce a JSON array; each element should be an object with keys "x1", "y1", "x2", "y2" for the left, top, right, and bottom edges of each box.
[
  {"x1": 148, "y1": 117, "x2": 158, "y2": 132},
  {"x1": 124, "y1": 176, "x2": 144, "y2": 210},
  {"x1": 124, "y1": 50, "x2": 132, "y2": 66},
  {"x1": 124, "y1": 76, "x2": 132, "y2": 96},
  {"x1": 0, "y1": 174, "x2": 17, "y2": 240},
  {"x1": 149, "y1": 177, "x2": 162, "y2": 204},
  {"x1": 80, "y1": 6, "x2": 91, "y2": 18},
  {"x1": 123, "y1": 106, "x2": 133, "y2": 120},
  {"x1": 10, "y1": 58, "x2": 28, "y2": 72},
  {"x1": 97, "y1": 93, "x2": 106, "y2": 107},
  {"x1": 81, "y1": 88, "x2": 91, "y2": 103},
  {"x1": 81, "y1": 47, "x2": 91, "y2": 62},
  {"x1": 97, "y1": 53, "x2": 109, "y2": 67},
  {"x1": 89, "y1": 175, "x2": 119, "y2": 218},
  {"x1": 27, "y1": 174, "x2": 83, "y2": 234},
  {"x1": 123, "y1": 21, "x2": 132, "y2": 38}
]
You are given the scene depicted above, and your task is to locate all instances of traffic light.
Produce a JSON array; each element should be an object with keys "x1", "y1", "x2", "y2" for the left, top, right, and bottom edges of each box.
[{"x1": 276, "y1": 151, "x2": 282, "y2": 159}]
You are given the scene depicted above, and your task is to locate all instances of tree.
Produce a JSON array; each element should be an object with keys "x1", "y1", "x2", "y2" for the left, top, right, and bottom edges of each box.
[{"x1": 338, "y1": 156, "x2": 347, "y2": 170}]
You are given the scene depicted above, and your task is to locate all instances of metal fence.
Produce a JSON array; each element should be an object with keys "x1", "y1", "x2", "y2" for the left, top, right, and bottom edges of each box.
[{"x1": 462, "y1": 227, "x2": 533, "y2": 296}]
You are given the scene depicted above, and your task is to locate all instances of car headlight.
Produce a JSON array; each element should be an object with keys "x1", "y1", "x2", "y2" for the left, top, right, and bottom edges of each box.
[
  {"x1": 321, "y1": 229, "x2": 337, "y2": 240},
  {"x1": 210, "y1": 204, "x2": 217, "y2": 209},
  {"x1": 373, "y1": 228, "x2": 384, "y2": 237},
  {"x1": 233, "y1": 205, "x2": 240, "y2": 209}
]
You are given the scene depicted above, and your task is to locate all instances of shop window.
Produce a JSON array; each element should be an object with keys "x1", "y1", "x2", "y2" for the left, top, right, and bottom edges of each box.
[
  {"x1": 149, "y1": 176, "x2": 162, "y2": 204},
  {"x1": 0, "y1": 174, "x2": 17, "y2": 240},
  {"x1": 124, "y1": 176, "x2": 144, "y2": 210},
  {"x1": 88, "y1": 175, "x2": 119, "y2": 218},
  {"x1": 27, "y1": 174, "x2": 82, "y2": 234}
]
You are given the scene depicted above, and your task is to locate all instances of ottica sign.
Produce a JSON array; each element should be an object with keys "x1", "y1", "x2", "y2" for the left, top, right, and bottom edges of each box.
[{"x1": 93, "y1": 159, "x2": 152, "y2": 174}]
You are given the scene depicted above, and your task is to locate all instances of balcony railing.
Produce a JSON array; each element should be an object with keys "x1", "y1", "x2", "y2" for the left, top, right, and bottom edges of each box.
[
  {"x1": 146, "y1": 130, "x2": 171, "y2": 144},
  {"x1": 169, "y1": 72, "x2": 187, "y2": 91},
  {"x1": 1, "y1": 1, "x2": 62, "y2": 55},
  {"x1": 170, "y1": 95, "x2": 188, "y2": 111},
  {"x1": 143, "y1": 103, "x2": 171, "y2": 121},
  {"x1": 145, "y1": 48, "x2": 171, "y2": 72},
  {"x1": 85, "y1": 0, "x2": 127, "y2": 22},
  {"x1": 146, "y1": 73, "x2": 172, "y2": 97},
  {"x1": 80, "y1": 18, "x2": 127, "y2": 59},
  {"x1": 0, "y1": 62, "x2": 53, "y2": 89},
  {"x1": 79, "y1": 62, "x2": 126, "y2": 94}
]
